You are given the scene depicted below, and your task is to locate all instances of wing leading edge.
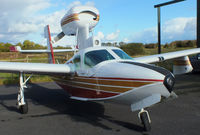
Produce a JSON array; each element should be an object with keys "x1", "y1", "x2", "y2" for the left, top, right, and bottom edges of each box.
[
  {"x1": 133, "y1": 48, "x2": 200, "y2": 64},
  {"x1": 0, "y1": 62, "x2": 73, "y2": 75}
]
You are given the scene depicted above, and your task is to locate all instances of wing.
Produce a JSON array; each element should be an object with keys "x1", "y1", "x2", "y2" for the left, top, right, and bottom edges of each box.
[
  {"x1": 0, "y1": 62, "x2": 73, "y2": 75},
  {"x1": 133, "y1": 48, "x2": 200, "y2": 64}
]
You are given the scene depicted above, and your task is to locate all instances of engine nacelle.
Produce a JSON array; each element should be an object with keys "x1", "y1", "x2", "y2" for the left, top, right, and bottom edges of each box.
[{"x1": 61, "y1": 6, "x2": 99, "y2": 36}]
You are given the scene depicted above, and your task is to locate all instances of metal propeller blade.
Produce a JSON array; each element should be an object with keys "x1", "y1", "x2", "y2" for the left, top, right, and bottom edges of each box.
[{"x1": 53, "y1": 32, "x2": 65, "y2": 43}]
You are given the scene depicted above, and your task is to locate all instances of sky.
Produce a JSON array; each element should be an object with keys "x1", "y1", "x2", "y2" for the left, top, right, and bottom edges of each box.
[{"x1": 0, "y1": 0, "x2": 197, "y2": 46}]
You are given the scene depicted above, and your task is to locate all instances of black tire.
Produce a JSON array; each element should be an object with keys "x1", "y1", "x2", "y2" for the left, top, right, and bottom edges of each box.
[
  {"x1": 140, "y1": 112, "x2": 151, "y2": 132},
  {"x1": 19, "y1": 101, "x2": 28, "y2": 114}
]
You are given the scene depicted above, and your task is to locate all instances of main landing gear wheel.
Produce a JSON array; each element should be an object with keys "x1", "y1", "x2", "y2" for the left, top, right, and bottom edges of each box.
[
  {"x1": 19, "y1": 101, "x2": 28, "y2": 114},
  {"x1": 139, "y1": 109, "x2": 151, "y2": 132},
  {"x1": 17, "y1": 73, "x2": 32, "y2": 114}
]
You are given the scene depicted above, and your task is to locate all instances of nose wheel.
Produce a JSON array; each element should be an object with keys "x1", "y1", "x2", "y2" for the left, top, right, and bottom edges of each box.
[{"x1": 138, "y1": 108, "x2": 151, "y2": 131}]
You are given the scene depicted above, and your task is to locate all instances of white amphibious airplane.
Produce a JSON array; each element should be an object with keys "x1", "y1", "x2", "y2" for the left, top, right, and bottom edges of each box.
[{"x1": 1, "y1": 5, "x2": 200, "y2": 131}]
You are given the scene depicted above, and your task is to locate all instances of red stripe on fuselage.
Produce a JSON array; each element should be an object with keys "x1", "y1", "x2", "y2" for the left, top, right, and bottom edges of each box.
[
  {"x1": 57, "y1": 83, "x2": 119, "y2": 99},
  {"x1": 77, "y1": 76, "x2": 164, "y2": 82}
]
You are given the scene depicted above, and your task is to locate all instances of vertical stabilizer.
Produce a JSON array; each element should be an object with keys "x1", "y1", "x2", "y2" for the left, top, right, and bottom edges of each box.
[{"x1": 44, "y1": 25, "x2": 55, "y2": 64}]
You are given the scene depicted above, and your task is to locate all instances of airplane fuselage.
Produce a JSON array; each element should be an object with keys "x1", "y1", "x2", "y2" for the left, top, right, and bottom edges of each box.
[{"x1": 52, "y1": 46, "x2": 175, "y2": 110}]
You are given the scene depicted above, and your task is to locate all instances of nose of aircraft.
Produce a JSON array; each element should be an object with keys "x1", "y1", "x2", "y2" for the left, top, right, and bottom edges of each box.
[
  {"x1": 94, "y1": 60, "x2": 175, "y2": 93},
  {"x1": 120, "y1": 61, "x2": 175, "y2": 93},
  {"x1": 163, "y1": 73, "x2": 175, "y2": 93}
]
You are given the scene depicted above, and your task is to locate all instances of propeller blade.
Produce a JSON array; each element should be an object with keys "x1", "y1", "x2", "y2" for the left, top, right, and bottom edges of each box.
[{"x1": 53, "y1": 32, "x2": 65, "y2": 43}]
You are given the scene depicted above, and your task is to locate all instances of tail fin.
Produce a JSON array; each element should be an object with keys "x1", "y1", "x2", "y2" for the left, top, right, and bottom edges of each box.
[{"x1": 44, "y1": 25, "x2": 55, "y2": 64}]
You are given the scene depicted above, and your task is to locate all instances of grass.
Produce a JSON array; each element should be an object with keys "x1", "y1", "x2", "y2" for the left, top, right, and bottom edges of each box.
[
  {"x1": 144, "y1": 47, "x2": 194, "y2": 56},
  {"x1": 0, "y1": 73, "x2": 53, "y2": 85},
  {"x1": 29, "y1": 75, "x2": 53, "y2": 83}
]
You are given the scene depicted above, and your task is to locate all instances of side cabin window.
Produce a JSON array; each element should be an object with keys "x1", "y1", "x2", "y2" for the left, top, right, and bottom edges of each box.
[
  {"x1": 84, "y1": 49, "x2": 115, "y2": 68},
  {"x1": 73, "y1": 55, "x2": 81, "y2": 70},
  {"x1": 112, "y1": 49, "x2": 133, "y2": 60}
]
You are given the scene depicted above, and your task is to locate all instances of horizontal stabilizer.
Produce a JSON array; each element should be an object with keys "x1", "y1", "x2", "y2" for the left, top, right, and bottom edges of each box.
[{"x1": 9, "y1": 46, "x2": 76, "y2": 53}]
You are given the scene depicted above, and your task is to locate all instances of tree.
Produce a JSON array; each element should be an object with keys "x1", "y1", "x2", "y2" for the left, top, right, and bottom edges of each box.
[
  {"x1": 113, "y1": 42, "x2": 118, "y2": 47},
  {"x1": 23, "y1": 40, "x2": 35, "y2": 49},
  {"x1": 119, "y1": 42, "x2": 125, "y2": 46},
  {"x1": 0, "y1": 42, "x2": 13, "y2": 52},
  {"x1": 145, "y1": 43, "x2": 157, "y2": 49},
  {"x1": 107, "y1": 42, "x2": 112, "y2": 46},
  {"x1": 164, "y1": 43, "x2": 169, "y2": 48},
  {"x1": 186, "y1": 40, "x2": 196, "y2": 47},
  {"x1": 15, "y1": 42, "x2": 23, "y2": 48}
]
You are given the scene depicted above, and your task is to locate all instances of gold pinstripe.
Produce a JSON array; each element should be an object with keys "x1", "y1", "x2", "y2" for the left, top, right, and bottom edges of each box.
[
  {"x1": 52, "y1": 76, "x2": 157, "y2": 93},
  {"x1": 173, "y1": 60, "x2": 191, "y2": 66},
  {"x1": 61, "y1": 14, "x2": 79, "y2": 26}
]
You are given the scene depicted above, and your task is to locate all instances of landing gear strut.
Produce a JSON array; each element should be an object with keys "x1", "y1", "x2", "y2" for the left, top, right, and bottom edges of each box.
[
  {"x1": 17, "y1": 73, "x2": 32, "y2": 114},
  {"x1": 138, "y1": 108, "x2": 151, "y2": 131}
]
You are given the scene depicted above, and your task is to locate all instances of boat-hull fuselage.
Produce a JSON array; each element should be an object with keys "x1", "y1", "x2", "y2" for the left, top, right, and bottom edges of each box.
[{"x1": 53, "y1": 60, "x2": 174, "y2": 106}]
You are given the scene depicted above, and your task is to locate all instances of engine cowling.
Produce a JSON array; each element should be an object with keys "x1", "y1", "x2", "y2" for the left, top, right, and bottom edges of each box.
[{"x1": 61, "y1": 6, "x2": 99, "y2": 36}]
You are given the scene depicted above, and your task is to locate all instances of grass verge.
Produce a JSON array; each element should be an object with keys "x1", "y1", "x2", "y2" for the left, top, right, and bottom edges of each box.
[{"x1": 0, "y1": 73, "x2": 53, "y2": 85}]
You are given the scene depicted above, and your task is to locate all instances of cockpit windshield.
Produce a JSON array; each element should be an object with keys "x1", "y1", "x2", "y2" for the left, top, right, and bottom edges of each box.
[
  {"x1": 84, "y1": 49, "x2": 114, "y2": 68},
  {"x1": 112, "y1": 49, "x2": 133, "y2": 60}
]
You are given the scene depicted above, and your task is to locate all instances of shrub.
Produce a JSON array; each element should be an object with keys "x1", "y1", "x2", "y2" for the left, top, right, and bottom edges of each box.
[
  {"x1": 170, "y1": 40, "x2": 196, "y2": 48},
  {"x1": 145, "y1": 43, "x2": 157, "y2": 49},
  {"x1": 120, "y1": 43, "x2": 145, "y2": 56}
]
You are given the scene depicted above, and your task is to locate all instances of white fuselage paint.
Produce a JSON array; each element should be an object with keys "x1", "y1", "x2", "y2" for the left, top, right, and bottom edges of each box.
[{"x1": 56, "y1": 46, "x2": 172, "y2": 111}]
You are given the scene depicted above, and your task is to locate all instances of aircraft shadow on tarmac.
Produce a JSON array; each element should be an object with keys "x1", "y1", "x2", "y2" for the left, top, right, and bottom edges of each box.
[
  {"x1": 0, "y1": 89, "x2": 19, "y2": 113},
  {"x1": 0, "y1": 83, "x2": 144, "y2": 132}
]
